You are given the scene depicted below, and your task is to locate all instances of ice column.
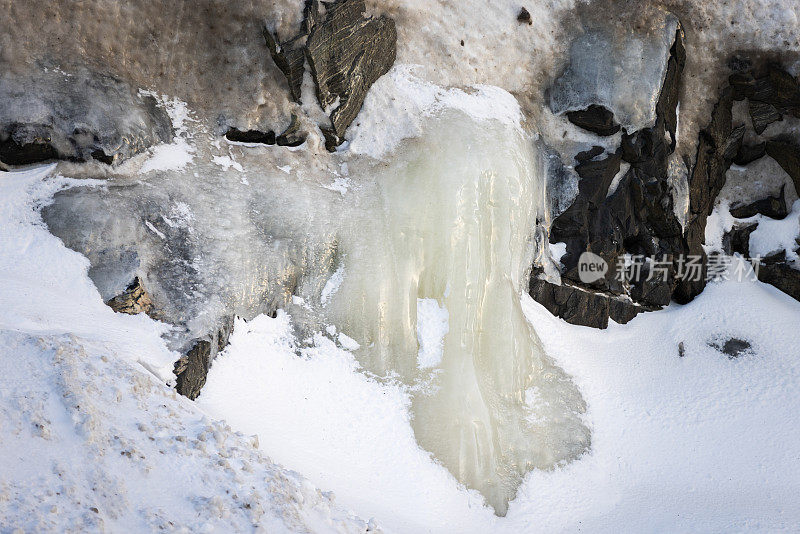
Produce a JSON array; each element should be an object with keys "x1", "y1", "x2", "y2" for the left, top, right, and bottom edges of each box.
[{"x1": 328, "y1": 110, "x2": 589, "y2": 515}]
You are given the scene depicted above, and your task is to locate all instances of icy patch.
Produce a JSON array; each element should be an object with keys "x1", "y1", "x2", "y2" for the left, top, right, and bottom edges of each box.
[
  {"x1": 321, "y1": 265, "x2": 345, "y2": 306},
  {"x1": 139, "y1": 95, "x2": 196, "y2": 173},
  {"x1": 211, "y1": 155, "x2": 244, "y2": 172},
  {"x1": 416, "y1": 298, "x2": 449, "y2": 369},
  {"x1": 549, "y1": 13, "x2": 679, "y2": 132},
  {"x1": 0, "y1": 166, "x2": 369, "y2": 532}
]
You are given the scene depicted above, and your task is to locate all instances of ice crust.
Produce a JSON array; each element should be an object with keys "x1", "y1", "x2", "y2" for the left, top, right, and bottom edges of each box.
[{"x1": 549, "y1": 12, "x2": 679, "y2": 132}]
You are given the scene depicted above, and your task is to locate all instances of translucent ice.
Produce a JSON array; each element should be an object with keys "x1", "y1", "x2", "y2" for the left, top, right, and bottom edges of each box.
[{"x1": 549, "y1": 12, "x2": 679, "y2": 132}]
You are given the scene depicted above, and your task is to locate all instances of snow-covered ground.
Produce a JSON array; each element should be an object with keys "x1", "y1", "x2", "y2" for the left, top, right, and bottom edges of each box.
[
  {"x1": 0, "y1": 167, "x2": 372, "y2": 533},
  {"x1": 3, "y1": 153, "x2": 800, "y2": 534},
  {"x1": 197, "y1": 267, "x2": 800, "y2": 532}
]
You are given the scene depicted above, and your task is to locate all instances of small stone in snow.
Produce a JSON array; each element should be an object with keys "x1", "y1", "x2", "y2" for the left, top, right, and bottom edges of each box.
[{"x1": 517, "y1": 7, "x2": 532, "y2": 25}]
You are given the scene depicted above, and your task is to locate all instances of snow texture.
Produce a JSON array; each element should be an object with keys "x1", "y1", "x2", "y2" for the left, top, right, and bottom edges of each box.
[{"x1": 0, "y1": 166, "x2": 373, "y2": 533}]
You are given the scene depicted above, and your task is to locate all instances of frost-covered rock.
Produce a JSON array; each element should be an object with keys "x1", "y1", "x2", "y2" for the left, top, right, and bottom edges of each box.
[
  {"x1": 548, "y1": 10, "x2": 679, "y2": 132},
  {"x1": 0, "y1": 66, "x2": 172, "y2": 165}
]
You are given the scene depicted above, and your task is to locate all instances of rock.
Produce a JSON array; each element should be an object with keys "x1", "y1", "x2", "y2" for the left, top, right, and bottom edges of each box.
[
  {"x1": 0, "y1": 66, "x2": 172, "y2": 166},
  {"x1": 263, "y1": 0, "x2": 321, "y2": 103},
  {"x1": 106, "y1": 277, "x2": 155, "y2": 317},
  {"x1": 748, "y1": 100, "x2": 782, "y2": 135},
  {"x1": 224, "y1": 128, "x2": 276, "y2": 145},
  {"x1": 765, "y1": 137, "x2": 800, "y2": 196},
  {"x1": 723, "y1": 222, "x2": 758, "y2": 257},
  {"x1": 275, "y1": 114, "x2": 306, "y2": 147},
  {"x1": 536, "y1": 26, "x2": 688, "y2": 322},
  {"x1": 729, "y1": 184, "x2": 788, "y2": 220},
  {"x1": 517, "y1": 7, "x2": 532, "y2": 25},
  {"x1": 730, "y1": 63, "x2": 800, "y2": 118},
  {"x1": 548, "y1": 13, "x2": 680, "y2": 132},
  {"x1": 265, "y1": 0, "x2": 397, "y2": 150},
  {"x1": 733, "y1": 142, "x2": 766, "y2": 166},
  {"x1": 757, "y1": 251, "x2": 800, "y2": 303},
  {"x1": 306, "y1": 0, "x2": 397, "y2": 149},
  {"x1": 675, "y1": 87, "x2": 739, "y2": 303},
  {"x1": 529, "y1": 276, "x2": 647, "y2": 329},
  {"x1": 710, "y1": 338, "x2": 752, "y2": 359},
  {"x1": 566, "y1": 105, "x2": 620, "y2": 136},
  {"x1": 173, "y1": 316, "x2": 235, "y2": 400}
]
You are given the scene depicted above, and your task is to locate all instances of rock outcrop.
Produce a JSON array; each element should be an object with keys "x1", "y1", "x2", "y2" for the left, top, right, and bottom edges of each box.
[
  {"x1": 757, "y1": 251, "x2": 800, "y2": 303},
  {"x1": 535, "y1": 25, "x2": 688, "y2": 327},
  {"x1": 0, "y1": 67, "x2": 172, "y2": 166},
  {"x1": 106, "y1": 277, "x2": 155, "y2": 317},
  {"x1": 566, "y1": 105, "x2": 620, "y2": 136},
  {"x1": 265, "y1": 0, "x2": 396, "y2": 150},
  {"x1": 729, "y1": 185, "x2": 788, "y2": 220},
  {"x1": 173, "y1": 316, "x2": 235, "y2": 400}
]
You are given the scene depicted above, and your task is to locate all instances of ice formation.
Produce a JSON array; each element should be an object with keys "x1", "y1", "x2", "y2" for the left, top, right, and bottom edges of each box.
[
  {"x1": 39, "y1": 71, "x2": 589, "y2": 514},
  {"x1": 326, "y1": 111, "x2": 589, "y2": 514}
]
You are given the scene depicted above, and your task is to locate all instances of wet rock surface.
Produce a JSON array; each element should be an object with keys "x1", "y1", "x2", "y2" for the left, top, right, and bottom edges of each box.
[{"x1": 0, "y1": 67, "x2": 172, "y2": 166}]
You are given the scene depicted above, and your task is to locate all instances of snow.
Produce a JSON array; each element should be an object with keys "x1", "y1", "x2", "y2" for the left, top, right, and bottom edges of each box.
[
  {"x1": 199, "y1": 260, "x2": 800, "y2": 533},
  {"x1": 415, "y1": 298, "x2": 449, "y2": 369},
  {"x1": 139, "y1": 96, "x2": 196, "y2": 174},
  {"x1": 749, "y1": 200, "x2": 800, "y2": 264},
  {"x1": 0, "y1": 166, "x2": 372, "y2": 533},
  {"x1": 346, "y1": 65, "x2": 525, "y2": 159}
]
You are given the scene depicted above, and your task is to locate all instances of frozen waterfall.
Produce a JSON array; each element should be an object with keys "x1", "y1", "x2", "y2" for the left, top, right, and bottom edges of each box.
[{"x1": 326, "y1": 110, "x2": 589, "y2": 515}]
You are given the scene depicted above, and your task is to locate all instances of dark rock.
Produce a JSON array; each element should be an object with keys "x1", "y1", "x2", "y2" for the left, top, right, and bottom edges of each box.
[
  {"x1": 306, "y1": 0, "x2": 397, "y2": 148},
  {"x1": 266, "y1": 0, "x2": 396, "y2": 150},
  {"x1": 517, "y1": 7, "x2": 532, "y2": 25},
  {"x1": 723, "y1": 222, "x2": 758, "y2": 257},
  {"x1": 276, "y1": 115, "x2": 306, "y2": 147},
  {"x1": 757, "y1": 252, "x2": 800, "y2": 302},
  {"x1": 765, "y1": 137, "x2": 800, "y2": 196},
  {"x1": 173, "y1": 316, "x2": 235, "y2": 400},
  {"x1": 676, "y1": 88, "x2": 739, "y2": 303},
  {"x1": 538, "y1": 27, "x2": 688, "y2": 321},
  {"x1": 733, "y1": 142, "x2": 766, "y2": 166},
  {"x1": 263, "y1": 0, "x2": 321, "y2": 102},
  {"x1": 729, "y1": 184, "x2": 788, "y2": 220},
  {"x1": 566, "y1": 105, "x2": 621, "y2": 136},
  {"x1": 106, "y1": 277, "x2": 155, "y2": 317},
  {"x1": 730, "y1": 63, "x2": 800, "y2": 118},
  {"x1": 529, "y1": 276, "x2": 647, "y2": 329},
  {"x1": 710, "y1": 338, "x2": 752, "y2": 359},
  {"x1": 749, "y1": 100, "x2": 782, "y2": 134},
  {"x1": 678, "y1": 341, "x2": 685, "y2": 357},
  {"x1": 575, "y1": 145, "x2": 604, "y2": 163},
  {"x1": 0, "y1": 125, "x2": 60, "y2": 165},
  {"x1": 224, "y1": 128, "x2": 276, "y2": 145},
  {"x1": 0, "y1": 67, "x2": 172, "y2": 166}
]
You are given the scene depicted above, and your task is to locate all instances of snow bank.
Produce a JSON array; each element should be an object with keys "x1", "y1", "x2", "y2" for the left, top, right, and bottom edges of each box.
[{"x1": 0, "y1": 166, "x2": 371, "y2": 533}]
